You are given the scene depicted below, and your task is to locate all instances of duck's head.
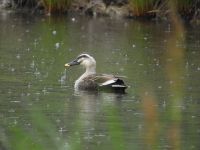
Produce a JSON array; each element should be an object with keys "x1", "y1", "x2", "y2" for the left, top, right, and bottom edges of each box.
[{"x1": 65, "y1": 54, "x2": 96, "y2": 69}]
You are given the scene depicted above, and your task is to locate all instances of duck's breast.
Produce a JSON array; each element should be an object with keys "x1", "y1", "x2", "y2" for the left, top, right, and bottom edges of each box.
[{"x1": 75, "y1": 78, "x2": 98, "y2": 90}]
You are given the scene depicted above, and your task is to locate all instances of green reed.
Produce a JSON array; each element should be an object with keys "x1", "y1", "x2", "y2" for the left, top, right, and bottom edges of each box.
[
  {"x1": 129, "y1": 0, "x2": 155, "y2": 16},
  {"x1": 129, "y1": 0, "x2": 196, "y2": 16},
  {"x1": 42, "y1": 0, "x2": 73, "y2": 13}
]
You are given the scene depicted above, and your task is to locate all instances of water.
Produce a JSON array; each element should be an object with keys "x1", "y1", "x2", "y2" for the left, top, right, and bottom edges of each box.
[{"x1": 0, "y1": 12, "x2": 200, "y2": 150}]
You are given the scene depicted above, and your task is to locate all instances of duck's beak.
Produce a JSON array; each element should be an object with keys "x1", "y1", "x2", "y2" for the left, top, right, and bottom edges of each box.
[
  {"x1": 64, "y1": 63, "x2": 70, "y2": 67},
  {"x1": 64, "y1": 59, "x2": 80, "y2": 67}
]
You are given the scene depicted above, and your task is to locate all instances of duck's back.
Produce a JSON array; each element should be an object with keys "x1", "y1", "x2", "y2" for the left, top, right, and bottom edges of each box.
[{"x1": 76, "y1": 74, "x2": 127, "y2": 93}]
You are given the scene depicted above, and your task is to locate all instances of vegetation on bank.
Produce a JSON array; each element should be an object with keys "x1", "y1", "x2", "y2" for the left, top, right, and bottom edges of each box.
[
  {"x1": 130, "y1": 0, "x2": 199, "y2": 23},
  {"x1": 42, "y1": 0, "x2": 73, "y2": 13},
  {"x1": 1, "y1": 0, "x2": 200, "y2": 23}
]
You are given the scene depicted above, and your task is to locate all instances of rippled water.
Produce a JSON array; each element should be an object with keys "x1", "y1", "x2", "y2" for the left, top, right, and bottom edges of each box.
[{"x1": 0, "y1": 12, "x2": 200, "y2": 150}]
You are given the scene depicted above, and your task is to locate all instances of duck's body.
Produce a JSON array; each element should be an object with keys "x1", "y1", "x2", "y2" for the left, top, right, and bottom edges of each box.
[{"x1": 65, "y1": 54, "x2": 127, "y2": 93}]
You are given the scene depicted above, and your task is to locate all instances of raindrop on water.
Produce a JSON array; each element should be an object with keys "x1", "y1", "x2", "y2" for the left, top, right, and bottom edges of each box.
[
  {"x1": 30, "y1": 60, "x2": 35, "y2": 68},
  {"x1": 10, "y1": 68, "x2": 15, "y2": 72},
  {"x1": 138, "y1": 124, "x2": 143, "y2": 130},
  {"x1": 60, "y1": 69, "x2": 67, "y2": 86},
  {"x1": 10, "y1": 100, "x2": 21, "y2": 103},
  {"x1": 18, "y1": 38, "x2": 22, "y2": 42},
  {"x1": 33, "y1": 39, "x2": 38, "y2": 47},
  {"x1": 166, "y1": 24, "x2": 171, "y2": 32},
  {"x1": 144, "y1": 37, "x2": 147, "y2": 40},
  {"x1": 27, "y1": 82, "x2": 31, "y2": 88},
  {"x1": 42, "y1": 87, "x2": 48, "y2": 95},
  {"x1": 71, "y1": 17, "x2": 76, "y2": 22},
  {"x1": 55, "y1": 42, "x2": 60, "y2": 49},
  {"x1": 16, "y1": 54, "x2": 20, "y2": 59},
  {"x1": 56, "y1": 119, "x2": 61, "y2": 123},
  {"x1": 52, "y1": 30, "x2": 57, "y2": 35},
  {"x1": 59, "y1": 127, "x2": 67, "y2": 133},
  {"x1": 13, "y1": 119, "x2": 18, "y2": 125},
  {"x1": 34, "y1": 68, "x2": 41, "y2": 78},
  {"x1": 62, "y1": 142, "x2": 70, "y2": 149},
  {"x1": 68, "y1": 48, "x2": 73, "y2": 51},
  {"x1": 81, "y1": 26, "x2": 85, "y2": 30},
  {"x1": 25, "y1": 29, "x2": 30, "y2": 33},
  {"x1": 162, "y1": 100, "x2": 166, "y2": 107},
  {"x1": 120, "y1": 68, "x2": 124, "y2": 71},
  {"x1": 8, "y1": 109, "x2": 15, "y2": 113}
]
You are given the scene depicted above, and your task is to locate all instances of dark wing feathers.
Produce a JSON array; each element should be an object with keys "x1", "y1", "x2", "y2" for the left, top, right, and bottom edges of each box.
[{"x1": 82, "y1": 74, "x2": 127, "y2": 92}]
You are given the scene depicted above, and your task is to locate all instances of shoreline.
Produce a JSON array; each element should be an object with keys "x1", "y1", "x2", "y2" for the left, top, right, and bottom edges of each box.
[{"x1": 0, "y1": 0, "x2": 199, "y2": 25}]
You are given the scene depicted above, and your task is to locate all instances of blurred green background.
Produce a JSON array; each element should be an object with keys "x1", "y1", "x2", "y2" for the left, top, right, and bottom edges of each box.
[{"x1": 0, "y1": 3, "x2": 200, "y2": 150}]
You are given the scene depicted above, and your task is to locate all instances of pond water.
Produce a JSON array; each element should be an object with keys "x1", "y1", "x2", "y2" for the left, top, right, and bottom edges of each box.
[{"x1": 0, "y1": 11, "x2": 200, "y2": 150}]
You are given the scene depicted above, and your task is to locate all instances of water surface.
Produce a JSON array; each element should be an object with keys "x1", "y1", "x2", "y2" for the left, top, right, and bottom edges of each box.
[{"x1": 0, "y1": 12, "x2": 200, "y2": 150}]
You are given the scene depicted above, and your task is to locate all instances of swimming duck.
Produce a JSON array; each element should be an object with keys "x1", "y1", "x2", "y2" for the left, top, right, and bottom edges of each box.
[{"x1": 65, "y1": 54, "x2": 127, "y2": 93}]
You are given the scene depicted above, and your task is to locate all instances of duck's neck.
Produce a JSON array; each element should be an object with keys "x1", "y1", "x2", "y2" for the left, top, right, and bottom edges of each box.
[
  {"x1": 80, "y1": 66, "x2": 96, "y2": 79},
  {"x1": 85, "y1": 66, "x2": 96, "y2": 74},
  {"x1": 75, "y1": 66, "x2": 96, "y2": 87}
]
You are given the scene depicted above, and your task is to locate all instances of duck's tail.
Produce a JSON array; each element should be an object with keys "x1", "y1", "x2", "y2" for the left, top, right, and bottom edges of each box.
[{"x1": 100, "y1": 78, "x2": 127, "y2": 93}]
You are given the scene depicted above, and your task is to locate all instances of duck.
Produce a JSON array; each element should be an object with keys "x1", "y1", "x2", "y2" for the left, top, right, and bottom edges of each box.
[{"x1": 65, "y1": 53, "x2": 127, "y2": 93}]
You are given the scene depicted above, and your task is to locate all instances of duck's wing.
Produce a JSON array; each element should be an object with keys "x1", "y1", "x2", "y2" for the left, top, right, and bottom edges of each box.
[
  {"x1": 82, "y1": 74, "x2": 112, "y2": 84},
  {"x1": 84, "y1": 74, "x2": 127, "y2": 88},
  {"x1": 99, "y1": 74, "x2": 127, "y2": 79}
]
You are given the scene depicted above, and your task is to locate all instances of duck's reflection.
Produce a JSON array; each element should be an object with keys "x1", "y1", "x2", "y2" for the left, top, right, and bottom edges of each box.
[
  {"x1": 72, "y1": 90, "x2": 125, "y2": 142},
  {"x1": 74, "y1": 89, "x2": 124, "y2": 115}
]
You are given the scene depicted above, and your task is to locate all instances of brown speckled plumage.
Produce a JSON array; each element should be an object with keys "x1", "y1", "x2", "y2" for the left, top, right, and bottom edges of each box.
[{"x1": 65, "y1": 54, "x2": 127, "y2": 93}]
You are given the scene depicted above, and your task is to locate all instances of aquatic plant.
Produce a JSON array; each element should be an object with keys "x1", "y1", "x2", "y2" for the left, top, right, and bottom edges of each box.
[{"x1": 42, "y1": 0, "x2": 74, "y2": 14}]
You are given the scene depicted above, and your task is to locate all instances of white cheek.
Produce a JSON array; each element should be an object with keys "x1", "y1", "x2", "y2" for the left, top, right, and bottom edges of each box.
[{"x1": 81, "y1": 60, "x2": 89, "y2": 66}]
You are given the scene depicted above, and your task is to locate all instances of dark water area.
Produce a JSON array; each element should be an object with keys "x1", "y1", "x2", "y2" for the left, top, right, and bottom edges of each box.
[{"x1": 0, "y1": 12, "x2": 200, "y2": 150}]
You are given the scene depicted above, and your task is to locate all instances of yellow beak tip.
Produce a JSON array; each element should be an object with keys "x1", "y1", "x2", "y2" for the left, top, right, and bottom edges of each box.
[{"x1": 64, "y1": 64, "x2": 70, "y2": 67}]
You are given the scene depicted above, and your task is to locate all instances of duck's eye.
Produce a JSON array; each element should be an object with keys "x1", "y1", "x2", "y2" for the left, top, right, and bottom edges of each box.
[
  {"x1": 77, "y1": 58, "x2": 83, "y2": 63},
  {"x1": 77, "y1": 57, "x2": 86, "y2": 63}
]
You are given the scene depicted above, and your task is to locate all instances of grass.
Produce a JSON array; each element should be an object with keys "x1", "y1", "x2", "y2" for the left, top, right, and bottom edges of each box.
[
  {"x1": 129, "y1": 0, "x2": 156, "y2": 16},
  {"x1": 42, "y1": 0, "x2": 74, "y2": 14},
  {"x1": 9, "y1": 0, "x2": 200, "y2": 23},
  {"x1": 129, "y1": 0, "x2": 199, "y2": 19},
  {"x1": 10, "y1": 0, "x2": 74, "y2": 14}
]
